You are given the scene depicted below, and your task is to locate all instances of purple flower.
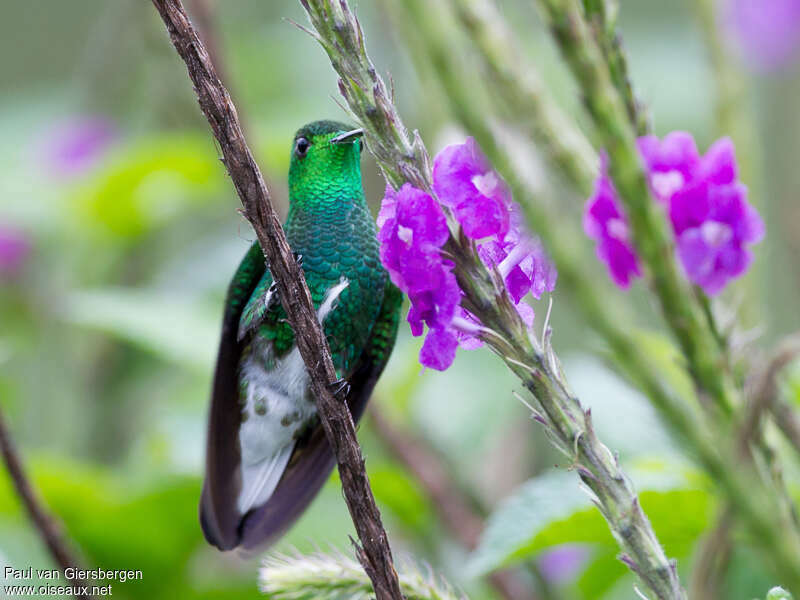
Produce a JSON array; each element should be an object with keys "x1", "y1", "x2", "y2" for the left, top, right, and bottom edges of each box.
[
  {"x1": 671, "y1": 140, "x2": 764, "y2": 295},
  {"x1": 377, "y1": 140, "x2": 557, "y2": 371},
  {"x1": 378, "y1": 183, "x2": 462, "y2": 370},
  {"x1": 433, "y1": 138, "x2": 510, "y2": 239},
  {"x1": 537, "y1": 544, "x2": 591, "y2": 584},
  {"x1": 637, "y1": 132, "x2": 701, "y2": 204},
  {"x1": 39, "y1": 116, "x2": 117, "y2": 177},
  {"x1": 418, "y1": 326, "x2": 459, "y2": 371},
  {"x1": 0, "y1": 227, "x2": 31, "y2": 278},
  {"x1": 434, "y1": 138, "x2": 557, "y2": 315},
  {"x1": 723, "y1": 0, "x2": 800, "y2": 71},
  {"x1": 585, "y1": 134, "x2": 763, "y2": 295},
  {"x1": 583, "y1": 158, "x2": 642, "y2": 289}
]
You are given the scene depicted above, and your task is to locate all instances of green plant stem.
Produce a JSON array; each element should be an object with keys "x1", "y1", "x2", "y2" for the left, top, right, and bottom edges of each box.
[
  {"x1": 691, "y1": 0, "x2": 756, "y2": 182},
  {"x1": 374, "y1": 0, "x2": 800, "y2": 589},
  {"x1": 580, "y1": 0, "x2": 649, "y2": 135},
  {"x1": 299, "y1": 1, "x2": 686, "y2": 597},
  {"x1": 447, "y1": 0, "x2": 597, "y2": 195},
  {"x1": 536, "y1": 0, "x2": 739, "y2": 418},
  {"x1": 531, "y1": 0, "x2": 800, "y2": 586}
]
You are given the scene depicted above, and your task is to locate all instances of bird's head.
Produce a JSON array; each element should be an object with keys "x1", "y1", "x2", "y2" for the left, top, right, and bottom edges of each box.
[{"x1": 288, "y1": 120, "x2": 364, "y2": 204}]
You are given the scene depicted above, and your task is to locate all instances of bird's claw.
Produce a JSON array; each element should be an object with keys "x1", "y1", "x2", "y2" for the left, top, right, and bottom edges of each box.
[
  {"x1": 293, "y1": 252, "x2": 304, "y2": 267},
  {"x1": 328, "y1": 378, "x2": 350, "y2": 400}
]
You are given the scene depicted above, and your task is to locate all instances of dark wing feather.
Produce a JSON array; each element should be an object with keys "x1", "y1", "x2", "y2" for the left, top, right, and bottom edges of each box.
[
  {"x1": 238, "y1": 283, "x2": 402, "y2": 550},
  {"x1": 200, "y1": 241, "x2": 266, "y2": 551}
]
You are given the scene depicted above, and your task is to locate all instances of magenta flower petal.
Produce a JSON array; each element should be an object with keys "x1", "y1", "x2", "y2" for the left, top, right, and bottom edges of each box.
[
  {"x1": 700, "y1": 137, "x2": 738, "y2": 185},
  {"x1": 0, "y1": 227, "x2": 31, "y2": 277},
  {"x1": 419, "y1": 326, "x2": 459, "y2": 371},
  {"x1": 454, "y1": 194, "x2": 509, "y2": 239},
  {"x1": 433, "y1": 137, "x2": 492, "y2": 208},
  {"x1": 638, "y1": 131, "x2": 700, "y2": 177},
  {"x1": 587, "y1": 132, "x2": 763, "y2": 295},
  {"x1": 40, "y1": 116, "x2": 117, "y2": 177},
  {"x1": 707, "y1": 183, "x2": 764, "y2": 243},
  {"x1": 527, "y1": 240, "x2": 558, "y2": 298},
  {"x1": 583, "y1": 157, "x2": 643, "y2": 289},
  {"x1": 538, "y1": 544, "x2": 591, "y2": 584},
  {"x1": 724, "y1": 0, "x2": 800, "y2": 71},
  {"x1": 434, "y1": 138, "x2": 511, "y2": 239},
  {"x1": 638, "y1": 132, "x2": 701, "y2": 203},
  {"x1": 669, "y1": 180, "x2": 712, "y2": 235},
  {"x1": 377, "y1": 184, "x2": 398, "y2": 229},
  {"x1": 597, "y1": 235, "x2": 642, "y2": 289},
  {"x1": 515, "y1": 301, "x2": 536, "y2": 329},
  {"x1": 677, "y1": 225, "x2": 749, "y2": 295},
  {"x1": 381, "y1": 138, "x2": 558, "y2": 372},
  {"x1": 378, "y1": 183, "x2": 450, "y2": 291}
]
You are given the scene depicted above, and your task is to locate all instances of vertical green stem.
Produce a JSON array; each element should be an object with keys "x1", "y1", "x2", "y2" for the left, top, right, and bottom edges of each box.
[
  {"x1": 537, "y1": 0, "x2": 739, "y2": 417},
  {"x1": 378, "y1": 0, "x2": 800, "y2": 587},
  {"x1": 581, "y1": 0, "x2": 650, "y2": 134},
  {"x1": 299, "y1": 1, "x2": 687, "y2": 597},
  {"x1": 448, "y1": 0, "x2": 597, "y2": 195}
]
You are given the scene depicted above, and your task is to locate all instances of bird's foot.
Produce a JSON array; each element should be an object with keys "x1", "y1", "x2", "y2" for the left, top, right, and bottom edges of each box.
[
  {"x1": 293, "y1": 252, "x2": 304, "y2": 267},
  {"x1": 327, "y1": 378, "x2": 351, "y2": 401}
]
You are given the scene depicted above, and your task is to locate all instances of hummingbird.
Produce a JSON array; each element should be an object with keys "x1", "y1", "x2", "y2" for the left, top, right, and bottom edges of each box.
[{"x1": 200, "y1": 120, "x2": 402, "y2": 551}]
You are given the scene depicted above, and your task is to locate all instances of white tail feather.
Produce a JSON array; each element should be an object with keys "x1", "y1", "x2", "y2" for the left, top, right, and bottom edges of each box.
[{"x1": 238, "y1": 443, "x2": 295, "y2": 514}]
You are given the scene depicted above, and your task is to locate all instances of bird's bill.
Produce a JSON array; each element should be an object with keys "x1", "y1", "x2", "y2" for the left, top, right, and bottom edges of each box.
[{"x1": 330, "y1": 128, "x2": 364, "y2": 145}]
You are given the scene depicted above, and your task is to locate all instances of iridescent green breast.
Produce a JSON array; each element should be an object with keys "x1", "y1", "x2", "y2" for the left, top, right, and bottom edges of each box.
[
  {"x1": 249, "y1": 193, "x2": 385, "y2": 377},
  {"x1": 239, "y1": 119, "x2": 387, "y2": 377}
]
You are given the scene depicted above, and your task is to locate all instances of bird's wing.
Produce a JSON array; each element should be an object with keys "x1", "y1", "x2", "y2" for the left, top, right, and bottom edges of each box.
[
  {"x1": 238, "y1": 282, "x2": 403, "y2": 550},
  {"x1": 237, "y1": 269, "x2": 279, "y2": 341},
  {"x1": 200, "y1": 241, "x2": 266, "y2": 551}
]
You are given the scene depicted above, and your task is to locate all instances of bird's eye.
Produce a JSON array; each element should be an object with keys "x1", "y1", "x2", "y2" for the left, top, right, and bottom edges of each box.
[{"x1": 295, "y1": 137, "x2": 310, "y2": 158}]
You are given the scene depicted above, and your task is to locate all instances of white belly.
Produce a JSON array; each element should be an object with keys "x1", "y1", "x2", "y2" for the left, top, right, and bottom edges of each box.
[
  {"x1": 235, "y1": 277, "x2": 349, "y2": 514},
  {"x1": 236, "y1": 344, "x2": 317, "y2": 514}
]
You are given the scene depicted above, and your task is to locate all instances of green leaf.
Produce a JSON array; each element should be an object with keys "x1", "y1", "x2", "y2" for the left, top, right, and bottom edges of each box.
[
  {"x1": 368, "y1": 464, "x2": 435, "y2": 534},
  {"x1": 62, "y1": 287, "x2": 219, "y2": 370},
  {"x1": 71, "y1": 134, "x2": 224, "y2": 238},
  {"x1": 575, "y1": 549, "x2": 626, "y2": 599},
  {"x1": 465, "y1": 470, "x2": 586, "y2": 577},
  {"x1": 563, "y1": 356, "x2": 679, "y2": 458},
  {"x1": 0, "y1": 457, "x2": 263, "y2": 599},
  {"x1": 467, "y1": 461, "x2": 711, "y2": 581},
  {"x1": 628, "y1": 329, "x2": 696, "y2": 404}
]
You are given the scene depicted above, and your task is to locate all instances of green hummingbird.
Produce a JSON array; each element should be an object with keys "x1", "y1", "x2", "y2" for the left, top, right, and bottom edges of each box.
[{"x1": 200, "y1": 120, "x2": 402, "y2": 551}]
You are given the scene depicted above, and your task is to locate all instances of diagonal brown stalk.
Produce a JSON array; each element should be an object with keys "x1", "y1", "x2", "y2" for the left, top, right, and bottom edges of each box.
[
  {"x1": 0, "y1": 405, "x2": 92, "y2": 600},
  {"x1": 149, "y1": 2, "x2": 402, "y2": 598}
]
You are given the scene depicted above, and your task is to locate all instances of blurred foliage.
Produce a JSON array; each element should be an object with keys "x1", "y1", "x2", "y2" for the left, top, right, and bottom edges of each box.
[{"x1": 1, "y1": 0, "x2": 799, "y2": 599}]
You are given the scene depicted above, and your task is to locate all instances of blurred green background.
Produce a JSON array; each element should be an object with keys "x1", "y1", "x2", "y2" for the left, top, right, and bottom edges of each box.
[{"x1": 0, "y1": 1, "x2": 799, "y2": 599}]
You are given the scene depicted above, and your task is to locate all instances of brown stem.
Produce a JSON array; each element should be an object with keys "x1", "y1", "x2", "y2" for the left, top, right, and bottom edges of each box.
[
  {"x1": 771, "y1": 397, "x2": 800, "y2": 457},
  {"x1": 370, "y1": 407, "x2": 545, "y2": 600},
  {"x1": 0, "y1": 405, "x2": 91, "y2": 600},
  {"x1": 758, "y1": 334, "x2": 800, "y2": 457},
  {"x1": 370, "y1": 407, "x2": 484, "y2": 547},
  {"x1": 185, "y1": 0, "x2": 227, "y2": 84},
  {"x1": 149, "y1": 2, "x2": 402, "y2": 598},
  {"x1": 693, "y1": 334, "x2": 800, "y2": 596},
  {"x1": 689, "y1": 508, "x2": 733, "y2": 600}
]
